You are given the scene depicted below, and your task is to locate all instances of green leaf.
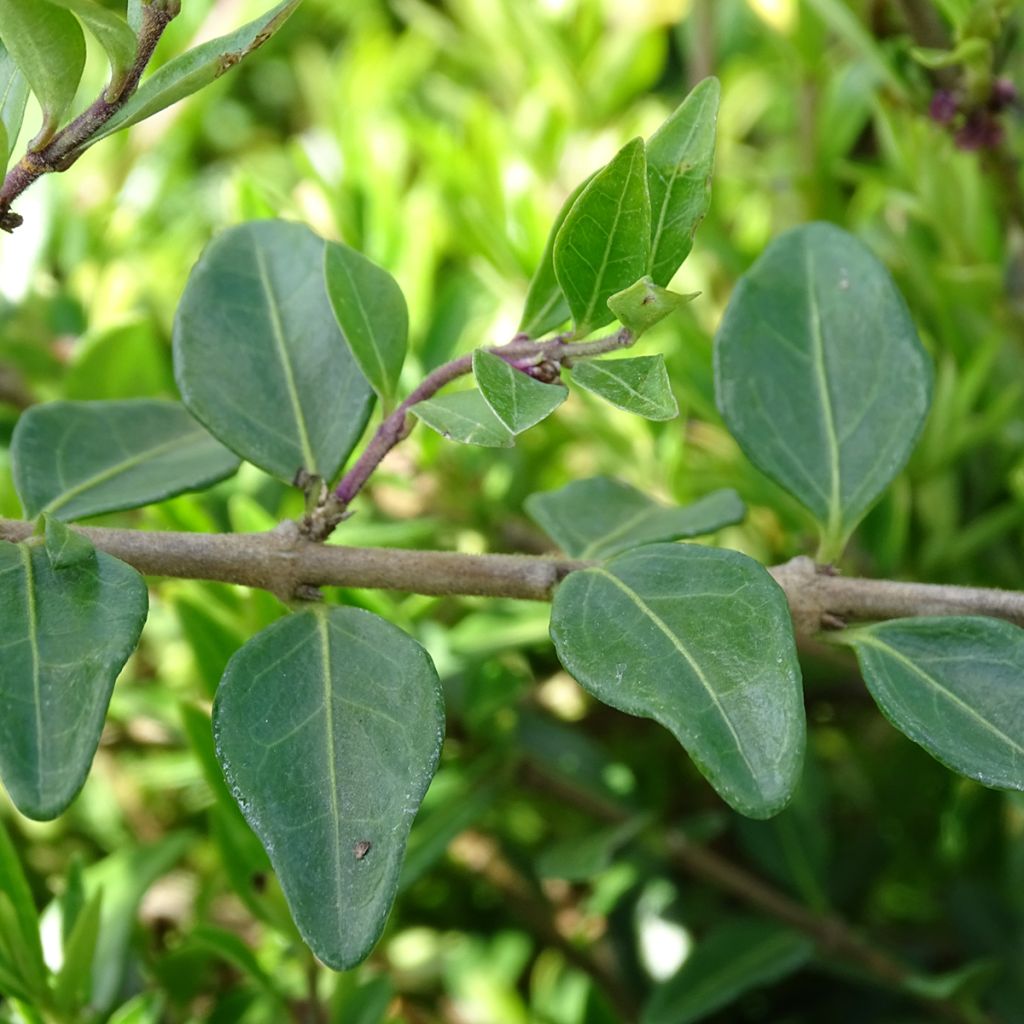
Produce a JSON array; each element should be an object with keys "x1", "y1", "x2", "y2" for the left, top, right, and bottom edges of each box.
[
  {"x1": 0, "y1": 542, "x2": 147, "y2": 819},
  {"x1": 324, "y1": 241, "x2": 408, "y2": 409},
  {"x1": 0, "y1": 0, "x2": 86, "y2": 147},
  {"x1": 43, "y1": 516, "x2": 95, "y2": 568},
  {"x1": 53, "y1": 888, "x2": 102, "y2": 1015},
  {"x1": 0, "y1": 891, "x2": 47, "y2": 1002},
  {"x1": 174, "y1": 220, "x2": 374, "y2": 483},
  {"x1": 413, "y1": 390, "x2": 515, "y2": 447},
  {"x1": 93, "y1": 0, "x2": 302, "y2": 142},
  {"x1": 607, "y1": 276, "x2": 696, "y2": 337},
  {"x1": 525, "y1": 477, "x2": 745, "y2": 560},
  {"x1": 214, "y1": 606, "x2": 445, "y2": 970},
  {"x1": 646, "y1": 77, "x2": 719, "y2": 287},
  {"x1": 714, "y1": 222, "x2": 932, "y2": 561},
  {"x1": 642, "y1": 918, "x2": 813, "y2": 1024},
  {"x1": 44, "y1": 0, "x2": 136, "y2": 100},
  {"x1": 0, "y1": 820, "x2": 45, "y2": 992},
  {"x1": 553, "y1": 138, "x2": 651, "y2": 337},
  {"x1": 126, "y1": 0, "x2": 145, "y2": 34},
  {"x1": 187, "y1": 924, "x2": 280, "y2": 998},
  {"x1": 107, "y1": 994, "x2": 164, "y2": 1024},
  {"x1": 836, "y1": 617, "x2": 1024, "y2": 790},
  {"x1": 519, "y1": 174, "x2": 593, "y2": 339},
  {"x1": 0, "y1": 40, "x2": 30, "y2": 170},
  {"x1": 536, "y1": 815, "x2": 649, "y2": 881},
  {"x1": 571, "y1": 355, "x2": 678, "y2": 421},
  {"x1": 11, "y1": 399, "x2": 241, "y2": 521},
  {"x1": 472, "y1": 349, "x2": 567, "y2": 434},
  {"x1": 550, "y1": 544, "x2": 804, "y2": 818}
]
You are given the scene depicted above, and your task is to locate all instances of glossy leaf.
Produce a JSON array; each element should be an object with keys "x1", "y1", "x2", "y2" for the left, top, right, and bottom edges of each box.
[
  {"x1": 324, "y1": 241, "x2": 408, "y2": 408},
  {"x1": 0, "y1": 541, "x2": 148, "y2": 819},
  {"x1": 550, "y1": 544, "x2": 804, "y2": 818},
  {"x1": 174, "y1": 220, "x2": 374, "y2": 483},
  {"x1": 0, "y1": 40, "x2": 29, "y2": 170},
  {"x1": 214, "y1": 606, "x2": 445, "y2": 970},
  {"x1": 646, "y1": 77, "x2": 719, "y2": 286},
  {"x1": 571, "y1": 355, "x2": 678, "y2": 420},
  {"x1": 714, "y1": 223, "x2": 932, "y2": 560},
  {"x1": 642, "y1": 919, "x2": 813, "y2": 1024},
  {"x1": 45, "y1": 0, "x2": 136, "y2": 99},
  {"x1": 0, "y1": 0, "x2": 86, "y2": 147},
  {"x1": 519, "y1": 174, "x2": 593, "y2": 338},
  {"x1": 413, "y1": 390, "x2": 514, "y2": 447},
  {"x1": 473, "y1": 349, "x2": 567, "y2": 433},
  {"x1": 93, "y1": 0, "x2": 302, "y2": 142},
  {"x1": 838, "y1": 617, "x2": 1024, "y2": 789},
  {"x1": 526, "y1": 477, "x2": 745, "y2": 559},
  {"x1": 608, "y1": 276, "x2": 697, "y2": 337},
  {"x1": 11, "y1": 399, "x2": 241, "y2": 521},
  {"x1": 553, "y1": 137, "x2": 651, "y2": 337}
]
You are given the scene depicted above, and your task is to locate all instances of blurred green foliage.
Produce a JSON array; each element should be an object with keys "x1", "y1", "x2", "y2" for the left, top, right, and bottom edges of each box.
[{"x1": 1, "y1": 0, "x2": 1024, "y2": 1021}]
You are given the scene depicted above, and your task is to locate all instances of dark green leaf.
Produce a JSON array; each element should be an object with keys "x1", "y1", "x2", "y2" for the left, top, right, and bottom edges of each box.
[
  {"x1": 214, "y1": 607, "x2": 445, "y2": 970},
  {"x1": 43, "y1": 516, "x2": 95, "y2": 569},
  {"x1": 837, "y1": 617, "x2": 1024, "y2": 789},
  {"x1": 174, "y1": 220, "x2": 374, "y2": 483},
  {"x1": 53, "y1": 889, "x2": 102, "y2": 1015},
  {"x1": 93, "y1": 0, "x2": 302, "y2": 141},
  {"x1": 642, "y1": 919, "x2": 813, "y2": 1024},
  {"x1": 11, "y1": 399, "x2": 241, "y2": 521},
  {"x1": 473, "y1": 349, "x2": 567, "y2": 433},
  {"x1": 0, "y1": 40, "x2": 29, "y2": 170},
  {"x1": 550, "y1": 544, "x2": 804, "y2": 818},
  {"x1": 571, "y1": 355, "x2": 678, "y2": 420},
  {"x1": 646, "y1": 77, "x2": 719, "y2": 286},
  {"x1": 553, "y1": 138, "x2": 651, "y2": 337},
  {"x1": 525, "y1": 477, "x2": 745, "y2": 559},
  {"x1": 413, "y1": 390, "x2": 515, "y2": 447},
  {"x1": 714, "y1": 223, "x2": 932, "y2": 560},
  {"x1": 45, "y1": 0, "x2": 136, "y2": 100},
  {"x1": 187, "y1": 925, "x2": 280, "y2": 998},
  {"x1": 324, "y1": 241, "x2": 408, "y2": 409},
  {"x1": 0, "y1": 819, "x2": 45, "y2": 991},
  {"x1": 0, "y1": 0, "x2": 85, "y2": 146},
  {"x1": 519, "y1": 174, "x2": 593, "y2": 338},
  {"x1": 0, "y1": 542, "x2": 147, "y2": 819},
  {"x1": 607, "y1": 276, "x2": 697, "y2": 337}
]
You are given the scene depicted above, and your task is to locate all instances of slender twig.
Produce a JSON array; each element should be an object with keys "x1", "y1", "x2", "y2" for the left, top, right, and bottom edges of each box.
[
  {"x1": 0, "y1": 2, "x2": 178, "y2": 233},
  {"x1": 311, "y1": 328, "x2": 633, "y2": 538},
  {"x1": 1, "y1": 520, "x2": 1023, "y2": 634}
]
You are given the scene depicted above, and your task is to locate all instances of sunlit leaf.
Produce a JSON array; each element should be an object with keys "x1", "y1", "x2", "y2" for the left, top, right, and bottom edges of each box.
[
  {"x1": 607, "y1": 276, "x2": 697, "y2": 337},
  {"x1": 45, "y1": 0, "x2": 136, "y2": 100},
  {"x1": 571, "y1": 355, "x2": 677, "y2": 420},
  {"x1": 473, "y1": 349, "x2": 567, "y2": 434},
  {"x1": 413, "y1": 390, "x2": 515, "y2": 447},
  {"x1": 0, "y1": 40, "x2": 29, "y2": 171}
]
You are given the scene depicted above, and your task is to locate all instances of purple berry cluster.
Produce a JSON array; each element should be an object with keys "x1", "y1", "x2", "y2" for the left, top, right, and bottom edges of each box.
[{"x1": 929, "y1": 77, "x2": 1018, "y2": 150}]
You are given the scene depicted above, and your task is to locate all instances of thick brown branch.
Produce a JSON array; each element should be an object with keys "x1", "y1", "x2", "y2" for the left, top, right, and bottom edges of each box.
[{"x1": 2, "y1": 521, "x2": 1024, "y2": 633}]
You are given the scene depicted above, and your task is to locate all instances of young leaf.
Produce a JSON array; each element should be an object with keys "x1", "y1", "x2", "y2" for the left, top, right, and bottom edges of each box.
[
  {"x1": 553, "y1": 138, "x2": 651, "y2": 337},
  {"x1": 0, "y1": 543, "x2": 148, "y2": 819},
  {"x1": 43, "y1": 516, "x2": 95, "y2": 569},
  {"x1": 53, "y1": 888, "x2": 102, "y2": 1015},
  {"x1": 837, "y1": 617, "x2": 1024, "y2": 790},
  {"x1": 642, "y1": 918, "x2": 813, "y2": 1024},
  {"x1": 44, "y1": 0, "x2": 137, "y2": 100},
  {"x1": 0, "y1": 0, "x2": 86, "y2": 147},
  {"x1": 324, "y1": 241, "x2": 408, "y2": 409},
  {"x1": 646, "y1": 77, "x2": 720, "y2": 287},
  {"x1": 214, "y1": 606, "x2": 445, "y2": 970},
  {"x1": 0, "y1": 40, "x2": 30, "y2": 171},
  {"x1": 525, "y1": 477, "x2": 745, "y2": 560},
  {"x1": 92, "y1": 0, "x2": 303, "y2": 143},
  {"x1": 413, "y1": 390, "x2": 515, "y2": 447},
  {"x1": 571, "y1": 355, "x2": 678, "y2": 421},
  {"x1": 519, "y1": 174, "x2": 594, "y2": 339},
  {"x1": 607, "y1": 276, "x2": 697, "y2": 337},
  {"x1": 174, "y1": 220, "x2": 374, "y2": 483},
  {"x1": 714, "y1": 222, "x2": 932, "y2": 561},
  {"x1": 550, "y1": 544, "x2": 804, "y2": 818},
  {"x1": 473, "y1": 349, "x2": 567, "y2": 434},
  {"x1": 0, "y1": 819, "x2": 45, "y2": 993},
  {"x1": 11, "y1": 399, "x2": 241, "y2": 521}
]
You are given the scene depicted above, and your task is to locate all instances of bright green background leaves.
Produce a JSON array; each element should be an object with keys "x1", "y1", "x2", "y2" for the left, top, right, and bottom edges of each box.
[
  {"x1": 838, "y1": 617, "x2": 1024, "y2": 791},
  {"x1": 551, "y1": 544, "x2": 804, "y2": 818},
  {"x1": 174, "y1": 220, "x2": 374, "y2": 484},
  {"x1": 11, "y1": 399, "x2": 240, "y2": 521},
  {"x1": 0, "y1": 539, "x2": 147, "y2": 820},
  {"x1": 715, "y1": 222, "x2": 932, "y2": 561},
  {"x1": 214, "y1": 606, "x2": 444, "y2": 970}
]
